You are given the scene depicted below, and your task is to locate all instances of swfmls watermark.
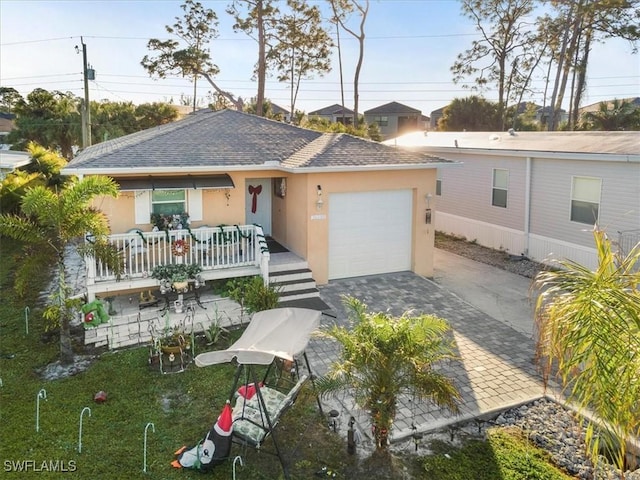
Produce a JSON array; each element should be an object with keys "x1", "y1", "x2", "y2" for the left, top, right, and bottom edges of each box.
[{"x1": 4, "y1": 460, "x2": 77, "y2": 473}]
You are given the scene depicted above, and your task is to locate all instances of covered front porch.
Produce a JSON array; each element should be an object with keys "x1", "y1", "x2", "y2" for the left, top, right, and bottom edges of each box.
[{"x1": 86, "y1": 224, "x2": 270, "y2": 300}]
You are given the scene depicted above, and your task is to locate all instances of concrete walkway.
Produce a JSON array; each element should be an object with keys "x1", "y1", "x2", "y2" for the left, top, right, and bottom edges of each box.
[{"x1": 306, "y1": 249, "x2": 546, "y2": 444}]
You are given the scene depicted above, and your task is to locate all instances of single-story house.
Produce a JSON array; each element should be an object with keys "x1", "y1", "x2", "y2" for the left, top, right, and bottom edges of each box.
[
  {"x1": 63, "y1": 109, "x2": 455, "y2": 301},
  {"x1": 307, "y1": 104, "x2": 356, "y2": 125},
  {"x1": 384, "y1": 130, "x2": 640, "y2": 270},
  {"x1": 364, "y1": 101, "x2": 423, "y2": 140}
]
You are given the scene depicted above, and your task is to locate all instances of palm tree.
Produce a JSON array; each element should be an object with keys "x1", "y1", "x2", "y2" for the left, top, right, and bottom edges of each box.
[
  {"x1": 532, "y1": 228, "x2": 640, "y2": 474},
  {"x1": 0, "y1": 173, "x2": 122, "y2": 365},
  {"x1": 581, "y1": 98, "x2": 640, "y2": 131},
  {"x1": 316, "y1": 296, "x2": 461, "y2": 450}
]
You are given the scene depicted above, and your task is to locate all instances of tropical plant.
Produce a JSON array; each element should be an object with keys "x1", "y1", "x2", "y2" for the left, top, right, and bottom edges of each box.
[
  {"x1": 0, "y1": 171, "x2": 122, "y2": 364},
  {"x1": 225, "y1": 275, "x2": 280, "y2": 315},
  {"x1": 532, "y1": 228, "x2": 640, "y2": 475},
  {"x1": 316, "y1": 296, "x2": 461, "y2": 450},
  {"x1": 580, "y1": 98, "x2": 640, "y2": 131}
]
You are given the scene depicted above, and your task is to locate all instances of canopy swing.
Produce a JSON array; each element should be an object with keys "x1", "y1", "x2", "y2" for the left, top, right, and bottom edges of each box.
[{"x1": 194, "y1": 307, "x2": 324, "y2": 479}]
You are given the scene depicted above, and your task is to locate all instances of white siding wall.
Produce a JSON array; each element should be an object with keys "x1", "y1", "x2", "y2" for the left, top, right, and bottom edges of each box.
[
  {"x1": 435, "y1": 152, "x2": 639, "y2": 269},
  {"x1": 437, "y1": 152, "x2": 527, "y2": 231},
  {"x1": 529, "y1": 158, "x2": 640, "y2": 248}
]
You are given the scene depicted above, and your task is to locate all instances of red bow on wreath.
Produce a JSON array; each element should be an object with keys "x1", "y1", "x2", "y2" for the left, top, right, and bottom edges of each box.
[{"x1": 248, "y1": 185, "x2": 262, "y2": 213}]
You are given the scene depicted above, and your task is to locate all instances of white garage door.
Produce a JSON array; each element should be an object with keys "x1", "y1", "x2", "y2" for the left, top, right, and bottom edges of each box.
[{"x1": 329, "y1": 190, "x2": 413, "y2": 279}]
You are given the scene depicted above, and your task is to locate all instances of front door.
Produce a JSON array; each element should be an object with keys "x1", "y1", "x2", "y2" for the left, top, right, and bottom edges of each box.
[{"x1": 245, "y1": 178, "x2": 272, "y2": 235}]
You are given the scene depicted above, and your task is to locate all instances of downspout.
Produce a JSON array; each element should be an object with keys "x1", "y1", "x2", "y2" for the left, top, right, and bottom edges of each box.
[{"x1": 524, "y1": 157, "x2": 532, "y2": 256}]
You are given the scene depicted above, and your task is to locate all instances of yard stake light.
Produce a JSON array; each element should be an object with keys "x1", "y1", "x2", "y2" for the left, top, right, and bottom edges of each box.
[
  {"x1": 78, "y1": 407, "x2": 92, "y2": 453},
  {"x1": 35, "y1": 388, "x2": 47, "y2": 432},
  {"x1": 233, "y1": 455, "x2": 244, "y2": 480},
  {"x1": 24, "y1": 306, "x2": 30, "y2": 335},
  {"x1": 143, "y1": 422, "x2": 155, "y2": 473}
]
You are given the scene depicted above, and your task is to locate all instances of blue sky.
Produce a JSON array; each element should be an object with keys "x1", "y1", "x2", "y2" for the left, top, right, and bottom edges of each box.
[{"x1": 1, "y1": 0, "x2": 638, "y2": 117}]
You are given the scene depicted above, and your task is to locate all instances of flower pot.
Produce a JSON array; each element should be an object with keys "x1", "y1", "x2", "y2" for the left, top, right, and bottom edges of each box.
[{"x1": 172, "y1": 281, "x2": 188, "y2": 291}]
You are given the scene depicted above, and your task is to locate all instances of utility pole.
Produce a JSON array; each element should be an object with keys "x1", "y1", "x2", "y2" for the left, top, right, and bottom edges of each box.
[{"x1": 77, "y1": 37, "x2": 93, "y2": 148}]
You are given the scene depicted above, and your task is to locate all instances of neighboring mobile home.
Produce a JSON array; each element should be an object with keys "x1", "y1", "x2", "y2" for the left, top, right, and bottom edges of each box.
[
  {"x1": 63, "y1": 109, "x2": 455, "y2": 301},
  {"x1": 385, "y1": 130, "x2": 640, "y2": 270}
]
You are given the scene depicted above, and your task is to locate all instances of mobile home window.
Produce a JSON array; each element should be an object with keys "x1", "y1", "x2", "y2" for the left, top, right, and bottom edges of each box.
[
  {"x1": 151, "y1": 190, "x2": 186, "y2": 215},
  {"x1": 436, "y1": 172, "x2": 442, "y2": 196},
  {"x1": 571, "y1": 176, "x2": 601, "y2": 224},
  {"x1": 492, "y1": 168, "x2": 508, "y2": 208}
]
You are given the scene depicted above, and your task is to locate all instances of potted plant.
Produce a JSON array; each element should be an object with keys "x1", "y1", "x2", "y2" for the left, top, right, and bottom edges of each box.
[
  {"x1": 171, "y1": 271, "x2": 189, "y2": 292},
  {"x1": 151, "y1": 263, "x2": 203, "y2": 292}
]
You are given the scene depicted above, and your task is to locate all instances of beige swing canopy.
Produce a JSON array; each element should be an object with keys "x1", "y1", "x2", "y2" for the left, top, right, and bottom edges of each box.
[{"x1": 194, "y1": 307, "x2": 322, "y2": 367}]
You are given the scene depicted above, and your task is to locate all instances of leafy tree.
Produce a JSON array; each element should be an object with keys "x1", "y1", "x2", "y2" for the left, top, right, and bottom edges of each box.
[
  {"x1": 243, "y1": 97, "x2": 285, "y2": 120},
  {"x1": 0, "y1": 87, "x2": 23, "y2": 113},
  {"x1": 532, "y1": 229, "x2": 640, "y2": 474},
  {"x1": 267, "y1": 0, "x2": 333, "y2": 118},
  {"x1": 539, "y1": 0, "x2": 640, "y2": 130},
  {"x1": 91, "y1": 100, "x2": 138, "y2": 143},
  {"x1": 451, "y1": 0, "x2": 537, "y2": 131},
  {"x1": 142, "y1": 1, "x2": 244, "y2": 111},
  {"x1": 316, "y1": 296, "x2": 460, "y2": 450},
  {"x1": 0, "y1": 170, "x2": 122, "y2": 365},
  {"x1": 227, "y1": 0, "x2": 279, "y2": 117},
  {"x1": 438, "y1": 96, "x2": 500, "y2": 131},
  {"x1": 8, "y1": 88, "x2": 81, "y2": 159},
  {"x1": 580, "y1": 98, "x2": 640, "y2": 131},
  {"x1": 328, "y1": 0, "x2": 369, "y2": 125}
]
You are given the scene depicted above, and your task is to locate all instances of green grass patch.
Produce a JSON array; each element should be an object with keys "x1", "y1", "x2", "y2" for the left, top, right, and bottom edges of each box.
[
  {"x1": 0, "y1": 237, "x2": 579, "y2": 479},
  {"x1": 421, "y1": 427, "x2": 574, "y2": 480}
]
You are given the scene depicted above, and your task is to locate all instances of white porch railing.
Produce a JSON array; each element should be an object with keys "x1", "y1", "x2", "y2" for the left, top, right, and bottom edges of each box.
[{"x1": 87, "y1": 224, "x2": 268, "y2": 284}]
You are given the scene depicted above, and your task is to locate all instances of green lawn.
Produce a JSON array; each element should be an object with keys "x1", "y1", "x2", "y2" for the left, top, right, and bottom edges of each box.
[{"x1": 0, "y1": 237, "x2": 576, "y2": 479}]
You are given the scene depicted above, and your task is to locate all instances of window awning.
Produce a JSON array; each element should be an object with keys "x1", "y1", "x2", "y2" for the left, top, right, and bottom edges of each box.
[{"x1": 115, "y1": 174, "x2": 235, "y2": 191}]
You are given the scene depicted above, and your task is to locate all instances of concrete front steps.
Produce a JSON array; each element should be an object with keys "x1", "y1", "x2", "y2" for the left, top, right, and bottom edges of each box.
[{"x1": 269, "y1": 257, "x2": 324, "y2": 308}]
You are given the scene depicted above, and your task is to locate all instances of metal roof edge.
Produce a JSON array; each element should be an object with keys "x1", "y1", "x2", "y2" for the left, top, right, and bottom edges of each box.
[{"x1": 404, "y1": 147, "x2": 640, "y2": 162}]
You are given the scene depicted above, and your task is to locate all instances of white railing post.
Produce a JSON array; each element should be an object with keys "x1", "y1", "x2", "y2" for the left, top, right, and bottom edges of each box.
[{"x1": 254, "y1": 226, "x2": 270, "y2": 285}]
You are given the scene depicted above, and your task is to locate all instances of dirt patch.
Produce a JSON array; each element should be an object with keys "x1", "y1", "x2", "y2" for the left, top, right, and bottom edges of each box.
[{"x1": 435, "y1": 231, "x2": 546, "y2": 278}]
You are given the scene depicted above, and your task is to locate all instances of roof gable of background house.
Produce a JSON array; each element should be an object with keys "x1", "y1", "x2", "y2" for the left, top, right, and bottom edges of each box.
[
  {"x1": 308, "y1": 104, "x2": 355, "y2": 116},
  {"x1": 364, "y1": 101, "x2": 421, "y2": 115},
  {"x1": 65, "y1": 109, "x2": 322, "y2": 170}
]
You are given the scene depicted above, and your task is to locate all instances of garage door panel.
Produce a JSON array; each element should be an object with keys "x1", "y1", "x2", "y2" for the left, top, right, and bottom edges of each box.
[{"x1": 329, "y1": 190, "x2": 412, "y2": 279}]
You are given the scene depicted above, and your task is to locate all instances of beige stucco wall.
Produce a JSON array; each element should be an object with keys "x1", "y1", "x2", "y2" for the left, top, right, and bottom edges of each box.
[
  {"x1": 279, "y1": 169, "x2": 437, "y2": 284},
  {"x1": 95, "y1": 168, "x2": 437, "y2": 285}
]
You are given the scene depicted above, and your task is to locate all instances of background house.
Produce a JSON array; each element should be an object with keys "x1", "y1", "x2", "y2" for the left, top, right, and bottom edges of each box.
[
  {"x1": 385, "y1": 130, "x2": 640, "y2": 270},
  {"x1": 64, "y1": 109, "x2": 455, "y2": 297},
  {"x1": 364, "y1": 101, "x2": 423, "y2": 139},
  {"x1": 307, "y1": 104, "x2": 355, "y2": 125},
  {"x1": 0, "y1": 150, "x2": 31, "y2": 179},
  {"x1": 0, "y1": 112, "x2": 15, "y2": 149}
]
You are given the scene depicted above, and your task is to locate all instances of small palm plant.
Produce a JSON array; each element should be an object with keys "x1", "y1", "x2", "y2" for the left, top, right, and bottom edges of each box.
[
  {"x1": 532, "y1": 228, "x2": 640, "y2": 475},
  {"x1": 316, "y1": 296, "x2": 461, "y2": 450}
]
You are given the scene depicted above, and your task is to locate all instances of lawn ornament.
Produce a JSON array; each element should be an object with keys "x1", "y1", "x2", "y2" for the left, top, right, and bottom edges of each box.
[
  {"x1": 171, "y1": 401, "x2": 233, "y2": 471},
  {"x1": 94, "y1": 391, "x2": 107, "y2": 403},
  {"x1": 81, "y1": 299, "x2": 109, "y2": 328}
]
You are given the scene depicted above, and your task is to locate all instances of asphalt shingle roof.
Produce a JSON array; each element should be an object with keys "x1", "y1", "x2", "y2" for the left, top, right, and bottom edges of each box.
[
  {"x1": 364, "y1": 101, "x2": 421, "y2": 115},
  {"x1": 307, "y1": 104, "x2": 355, "y2": 116},
  {"x1": 66, "y1": 109, "x2": 449, "y2": 173}
]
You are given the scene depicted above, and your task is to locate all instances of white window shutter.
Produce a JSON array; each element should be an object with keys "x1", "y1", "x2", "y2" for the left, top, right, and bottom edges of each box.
[
  {"x1": 188, "y1": 189, "x2": 203, "y2": 221},
  {"x1": 134, "y1": 191, "x2": 150, "y2": 225}
]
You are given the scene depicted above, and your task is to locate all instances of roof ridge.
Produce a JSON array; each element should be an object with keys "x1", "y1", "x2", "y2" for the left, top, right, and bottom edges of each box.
[{"x1": 281, "y1": 133, "x2": 343, "y2": 167}]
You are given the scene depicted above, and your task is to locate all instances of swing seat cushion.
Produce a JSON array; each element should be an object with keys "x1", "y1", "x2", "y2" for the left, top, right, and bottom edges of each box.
[{"x1": 231, "y1": 375, "x2": 308, "y2": 446}]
